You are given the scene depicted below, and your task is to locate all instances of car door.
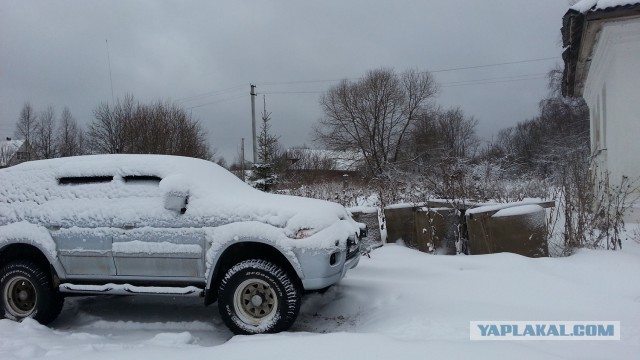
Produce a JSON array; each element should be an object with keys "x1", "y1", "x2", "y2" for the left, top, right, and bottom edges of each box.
[
  {"x1": 52, "y1": 227, "x2": 117, "y2": 276},
  {"x1": 112, "y1": 228, "x2": 206, "y2": 277},
  {"x1": 109, "y1": 175, "x2": 206, "y2": 278},
  {"x1": 49, "y1": 176, "x2": 118, "y2": 277}
]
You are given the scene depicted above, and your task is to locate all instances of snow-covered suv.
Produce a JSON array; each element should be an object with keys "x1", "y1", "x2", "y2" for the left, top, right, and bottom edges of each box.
[{"x1": 0, "y1": 155, "x2": 363, "y2": 334}]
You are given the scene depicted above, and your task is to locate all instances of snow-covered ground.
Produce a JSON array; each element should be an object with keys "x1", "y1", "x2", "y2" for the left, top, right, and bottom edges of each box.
[{"x1": 2, "y1": 239, "x2": 640, "y2": 359}]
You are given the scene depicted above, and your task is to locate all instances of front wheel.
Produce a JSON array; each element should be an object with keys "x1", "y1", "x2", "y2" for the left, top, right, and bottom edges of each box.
[
  {"x1": 218, "y1": 259, "x2": 300, "y2": 335},
  {"x1": 0, "y1": 261, "x2": 64, "y2": 325}
]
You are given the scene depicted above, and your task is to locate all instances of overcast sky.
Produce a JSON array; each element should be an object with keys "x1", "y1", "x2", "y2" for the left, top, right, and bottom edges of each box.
[{"x1": 0, "y1": 0, "x2": 572, "y2": 162}]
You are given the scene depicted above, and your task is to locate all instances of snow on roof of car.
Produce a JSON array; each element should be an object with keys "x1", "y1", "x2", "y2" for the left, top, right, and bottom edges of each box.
[
  {"x1": 0, "y1": 154, "x2": 252, "y2": 199},
  {"x1": 3, "y1": 154, "x2": 240, "y2": 184}
]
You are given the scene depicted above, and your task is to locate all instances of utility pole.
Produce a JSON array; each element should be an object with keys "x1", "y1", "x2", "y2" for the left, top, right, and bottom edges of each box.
[
  {"x1": 250, "y1": 84, "x2": 257, "y2": 164},
  {"x1": 241, "y1": 138, "x2": 245, "y2": 182}
]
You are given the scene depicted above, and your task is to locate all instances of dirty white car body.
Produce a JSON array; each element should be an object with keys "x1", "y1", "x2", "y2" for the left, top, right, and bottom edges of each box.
[{"x1": 0, "y1": 155, "x2": 363, "y2": 334}]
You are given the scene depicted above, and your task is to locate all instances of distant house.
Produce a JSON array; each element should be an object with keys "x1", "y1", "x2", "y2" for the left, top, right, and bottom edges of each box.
[
  {"x1": 562, "y1": 0, "x2": 640, "y2": 218},
  {"x1": 284, "y1": 148, "x2": 363, "y2": 183},
  {"x1": 0, "y1": 138, "x2": 31, "y2": 168}
]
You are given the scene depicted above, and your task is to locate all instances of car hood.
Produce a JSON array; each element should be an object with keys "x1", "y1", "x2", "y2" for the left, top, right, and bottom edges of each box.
[
  {"x1": 157, "y1": 169, "x2": 361, "y2": 238},
  {"x1": 187, "y1": 190, "x2": 359, "y2": 239}
]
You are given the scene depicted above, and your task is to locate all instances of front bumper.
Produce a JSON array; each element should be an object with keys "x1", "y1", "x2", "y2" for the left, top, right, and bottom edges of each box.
[{"x1": 298, "y1": 245, "x2": 360, "y2": 290}]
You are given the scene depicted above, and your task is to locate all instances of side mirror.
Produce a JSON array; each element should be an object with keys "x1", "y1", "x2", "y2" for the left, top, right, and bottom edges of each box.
[
  {"x1": 159, "y1": 174, "x2": 190, "y2": 214},
  {"x1": 164, "y1": 192, "x2": 188, "y2": 214}
]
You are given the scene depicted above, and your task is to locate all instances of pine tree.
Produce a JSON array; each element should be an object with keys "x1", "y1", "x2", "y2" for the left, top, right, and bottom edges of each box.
[{"x1": 251, "y1": 96, "x2": 280, "y2": 192}]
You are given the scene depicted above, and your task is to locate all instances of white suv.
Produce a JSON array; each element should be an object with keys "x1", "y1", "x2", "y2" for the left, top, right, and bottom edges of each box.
[{"x1": 0, "y1": 155, "x2": 363, "y2": 334}]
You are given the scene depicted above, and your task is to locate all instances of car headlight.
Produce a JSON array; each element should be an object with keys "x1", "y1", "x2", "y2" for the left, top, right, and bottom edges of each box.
[{"x1": 294, "y1": 228, "x2": 313, "y2": 239}]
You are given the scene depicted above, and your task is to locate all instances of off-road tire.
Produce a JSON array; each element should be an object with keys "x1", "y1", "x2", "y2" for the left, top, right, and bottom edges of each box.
[
  {"x1": 218, "y1": 259, "x2": 300, "y2": 335},
  {"x1": 0, "y1": 261, "x2": 64, "y2": 325}
]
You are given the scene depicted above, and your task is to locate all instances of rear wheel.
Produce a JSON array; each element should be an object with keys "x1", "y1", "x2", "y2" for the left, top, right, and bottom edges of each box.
[
  {"x1": 0, "y1": 261, "x2": 64, "y2": 325},
  {"x1": 218, "y1": 259, "x2": 300, "y2": 334}
]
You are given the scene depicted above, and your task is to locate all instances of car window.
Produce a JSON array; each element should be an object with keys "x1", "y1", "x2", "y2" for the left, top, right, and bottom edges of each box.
[
  {"x1": 58, "y1": 176, "x2": 114, "y2": 185},
  {"x1": 122, "y1": 175, "x2": 162, "y2": 185}
]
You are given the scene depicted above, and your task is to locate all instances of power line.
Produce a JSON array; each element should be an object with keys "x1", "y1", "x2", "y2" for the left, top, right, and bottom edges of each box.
[
  {"x1": 440, "y1": 72, "x2": 548, "y2": 86},
  {"x1": 189, "y1": 93, "x2": 246, "y2": 109},
  {"x1": 442, "y1": 72, "x2": 547, "y2": 84},
  {"x1": 260, "y1": 78, "x2": 360, "y2": 86},
  {"x1": 442, "y1": 75, "x2": 547, "y2": 88},
  {"x1": 172, "y1": 56, "x2": 559, "y2": 104},
  {"x1": 259, "y1": 90, "x2": 325, "y2": 95},
  {"x1": 256, "y1": 56, "x2": 559, "y2": 87},
  {"x1": 175, "y1": 84, "x2": 246, "y2": 103},
  {"x1": 430, "y1": 56, "x2": 559, "y2": 73},
  {"x1": 257, "y1": 73, "x2": 550, "y2": 95}
]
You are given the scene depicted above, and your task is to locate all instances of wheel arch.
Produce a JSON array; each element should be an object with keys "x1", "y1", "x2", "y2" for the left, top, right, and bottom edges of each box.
[
  {"x1": 0, "y1": 242, "x2": 61, "y2": 283},
  {"x1": 204, "y1": 240, "x2": 303, "y2": 306}
]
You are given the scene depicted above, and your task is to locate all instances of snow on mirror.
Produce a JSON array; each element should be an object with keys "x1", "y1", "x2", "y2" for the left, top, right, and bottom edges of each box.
[
  {"x1": 160, "y1": 174, "x2": 190, "y2": 213},
  {"x1": 163, "y1": 191, "x2": 188, "y2": 213}
]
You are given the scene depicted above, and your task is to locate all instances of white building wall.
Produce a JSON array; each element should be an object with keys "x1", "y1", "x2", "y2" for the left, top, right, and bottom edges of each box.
[{"x1": 583, "y1": 18, "x2": 640, "y2": 221}]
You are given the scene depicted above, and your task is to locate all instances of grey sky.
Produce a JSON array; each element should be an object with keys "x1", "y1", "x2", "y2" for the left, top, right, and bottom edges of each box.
[{"x1": 0, "y1": 0, "x2": 570, "y2": 162}]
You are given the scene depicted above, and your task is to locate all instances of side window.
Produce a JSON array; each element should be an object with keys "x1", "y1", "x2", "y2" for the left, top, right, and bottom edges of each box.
[
  {"x1": 55, "y1": 174, "x2": 162, "y2": 199},
  {"x1": 120, "y1": 175, "x2": 163, "y2": 197},
  {"x1": 55, "y1": 175, "x2": 116, "y2": 201},
  {"x1": 58, "y1": 176, "x2": 114, "y2": 185},
  {"x1": 123, "y1": 175, "x2": 162, "y2": 185}
]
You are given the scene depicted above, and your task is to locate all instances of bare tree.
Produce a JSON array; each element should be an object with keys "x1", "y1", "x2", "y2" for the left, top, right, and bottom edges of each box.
[
  {"x1": 0, "y1": 142, "x2": 13, "y2": 167},
  {"x1": 215, "y1": 156, "x2": 228, "y2": 169},
  {"x1": 405, "y1": 105, "x2": 479, "y2": 177},
  {"x1": 33, "y1": 106, "x2": 57, "y2": 159},
  {"x1": 286, "y1": 147, "x2": 338, "y2": 171},
  {"x1": 87, "y1": 95, "x2": 212, "y2": 159},
  {"x1": 314, "y1": 68, "x2": 438, "y2": 177},
  {"x1": 14, "y1": 102, "x2": 37, "y2": 161},
  {"x1": 482, "y1": 65, "x2": 589, "y2": 177},
  {"x1": 88, "y1": 95, "x2": 133, "y2": 154},
  {"x1": 405, "y1": 106, "x2": 438, "y2": 164},
  {"x1": 433, "y1": 107, "x2": 479, "y2": 159},
  {"x1": 77, "y1": 129, "x2": 87, "y2": 155},
  {"x1": 141, "y1": 100, "x2": 212, "y2": 159},
  {"x1": 56, "y1": 107, "x2": 84, "y2": 157}
]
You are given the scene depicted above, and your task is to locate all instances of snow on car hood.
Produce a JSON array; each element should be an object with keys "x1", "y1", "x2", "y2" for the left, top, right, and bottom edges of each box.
[
  {"x1": 188, "y1": 191, "x2": 354, "y2": 237},
  {"x1": 159, "y1": 164, "x2": 358, "y2": 238},
  {"x1": 0, "y1": 155, "x2": 360, "y2": 239}
]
